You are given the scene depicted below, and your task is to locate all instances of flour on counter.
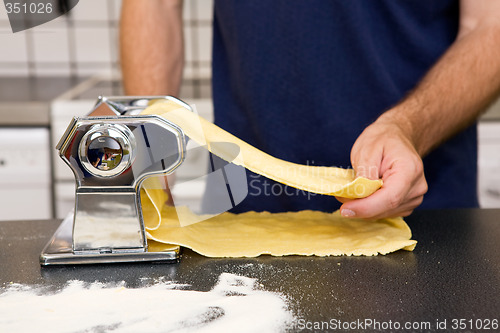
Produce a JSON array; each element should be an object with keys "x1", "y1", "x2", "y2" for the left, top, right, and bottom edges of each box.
[{"x1": 0, "y1": 273, "x2": 294, "y2": 333}]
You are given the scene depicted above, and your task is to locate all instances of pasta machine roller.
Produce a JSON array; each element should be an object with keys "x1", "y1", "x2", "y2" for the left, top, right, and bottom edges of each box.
[{"x1": 40, "y1": 96, "x2": 189, "y2": 265}]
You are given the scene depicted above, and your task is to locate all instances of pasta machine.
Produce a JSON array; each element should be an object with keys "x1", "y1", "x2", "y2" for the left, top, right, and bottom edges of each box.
[{"x1": 40, "y1": 96, "x2": 189, "y2": 265}]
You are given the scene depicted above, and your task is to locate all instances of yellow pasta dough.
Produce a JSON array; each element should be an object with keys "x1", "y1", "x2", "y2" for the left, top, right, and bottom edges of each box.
[
  {"x1": 141, "y1": 101, "x2": 383, "y2": 198},
  {"x1": 140, "y1": 193, "x2": 416, "y2": 257},
  {"x1": 138, "y1": 101, "x2": 416, "y2": 257}
]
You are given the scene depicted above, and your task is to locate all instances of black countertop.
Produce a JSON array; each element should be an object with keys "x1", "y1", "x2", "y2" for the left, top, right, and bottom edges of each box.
[{"x1": 0, "y1": 209, "x2": 499, "y2": 332}]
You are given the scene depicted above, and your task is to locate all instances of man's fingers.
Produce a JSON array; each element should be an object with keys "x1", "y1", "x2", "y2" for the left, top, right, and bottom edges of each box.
[
  {"x1": 352, "y1": 157, "x2": 381, "y2": 181},
  {"x1": 340, "y1": 169, "x2": 414, "y2": 218},
  {"x1": 335, "y1": 197, "x2": 353, "y2": 204},
  {"x1": 355, "y1": 165, "x2": 380, "y2": 180},
  {"x1": 351, "y1": 138, "x2": 383, "y2": 180},
  {"x1": 343, "y1": 119, "x2": 428, "y2": 219},
  {"x1": 365, "y1": 196, "x2": 424, "y2": 220}
]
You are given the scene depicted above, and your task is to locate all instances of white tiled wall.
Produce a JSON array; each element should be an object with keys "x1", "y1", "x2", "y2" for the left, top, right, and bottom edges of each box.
[
  {"x1": 0, "y1": 21, "x2": 29, "y2": 76},
  {"x1": 0, "y1": 0, "x2": 213, "y2": 81},
  {"x1": 71, "y1": 0, "x2": 112, "y2": 21},
  {"x1": 74, "y1": 27, "x2": 112, "y2": 63},
  {"x1": 31, "y1": 21, "x2": 70, "y2": 63},
  {"x1": 0, "y1": 27, "x2": 28, "y2": 61}
]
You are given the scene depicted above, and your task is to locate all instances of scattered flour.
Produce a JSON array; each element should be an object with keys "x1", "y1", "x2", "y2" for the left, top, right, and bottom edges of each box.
[{"x1": 0, "y1": 273, "x2": 294, "y2": 333}]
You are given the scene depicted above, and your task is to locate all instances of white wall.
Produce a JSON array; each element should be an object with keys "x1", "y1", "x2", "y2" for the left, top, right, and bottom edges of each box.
[{"x1": 0, "y1": 0, "x2": 213, "y2": 80}]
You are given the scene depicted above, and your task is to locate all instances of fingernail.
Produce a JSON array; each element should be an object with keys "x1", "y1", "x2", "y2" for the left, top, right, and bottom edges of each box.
[{"x1": 341, "y1": 209, "x2": 356, "y2": 217}]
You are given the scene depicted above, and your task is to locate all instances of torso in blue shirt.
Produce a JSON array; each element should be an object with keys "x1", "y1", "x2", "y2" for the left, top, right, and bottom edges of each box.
[{"x1": 211, "y1": 0, "x2": 478, "y2": 213}]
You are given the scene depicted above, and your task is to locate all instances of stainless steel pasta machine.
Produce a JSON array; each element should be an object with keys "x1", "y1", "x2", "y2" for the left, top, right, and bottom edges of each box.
[{"x1": 40, "y1": 96, "x2": 189, "y2": 265}]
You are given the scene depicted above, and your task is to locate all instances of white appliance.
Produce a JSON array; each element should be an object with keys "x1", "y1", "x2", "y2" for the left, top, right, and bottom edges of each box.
[
  {"x1": 478, "y1": 122, "x2": 500, "y2": 208},
  {"x1": 0, "y1": 127, "x2": 51, "y2": 220}
]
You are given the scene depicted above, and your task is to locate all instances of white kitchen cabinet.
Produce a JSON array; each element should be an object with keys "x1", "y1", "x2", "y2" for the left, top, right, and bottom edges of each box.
[
  {"x1": 478, "y1": 122, "x2": 500, "y2": 208},
  {"x1": 0, "y1": 128, "x2": 51, "y2": 220}
]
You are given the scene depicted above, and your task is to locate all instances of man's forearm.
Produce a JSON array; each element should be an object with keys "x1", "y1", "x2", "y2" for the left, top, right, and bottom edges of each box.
[
  {"x1": 378, "y1": 6, "x2": 500, "y2": 157},
  {"x1": 120, "y1": 0, "x2": 184, "y2": 96}
]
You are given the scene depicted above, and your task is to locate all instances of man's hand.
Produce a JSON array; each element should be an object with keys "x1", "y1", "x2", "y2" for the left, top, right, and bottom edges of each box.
[
  {"x1": 338, "y1": 115, "x2": 428, "y2": 219},
  {"x1": 338, "y1": 0, "x2": 500, "y2": 219}
]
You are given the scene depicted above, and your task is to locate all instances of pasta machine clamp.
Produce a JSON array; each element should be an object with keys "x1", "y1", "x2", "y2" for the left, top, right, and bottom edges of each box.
[{"x1": 40, "y1": 96, "x2": 189, "y2": 265}]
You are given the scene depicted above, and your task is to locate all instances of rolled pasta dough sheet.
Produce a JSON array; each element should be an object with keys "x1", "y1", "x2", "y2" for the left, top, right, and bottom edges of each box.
[
  {"x1": 141, "y1": 101, "x2": 383, "y2": 198},
  {"x1": 144, "y1": 202, "x2": 416, "y2": 257},
  {"x1": 139, "y1": 100, "x2": 416, "y2": 257}
]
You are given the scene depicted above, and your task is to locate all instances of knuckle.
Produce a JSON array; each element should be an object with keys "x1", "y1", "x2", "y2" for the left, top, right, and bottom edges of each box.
[
  {"x1": 415, "y1": 179, "x2": 428, "y2": 198},
  {"x1": 409, "y1": 154, "x2": 425, "y2": 176},
  {"x1": 415, "y1": 158, "x2": 424, "y2": 174},
  {"x1": 420, "y1": 181, "x2": 428, "y2": 195}
]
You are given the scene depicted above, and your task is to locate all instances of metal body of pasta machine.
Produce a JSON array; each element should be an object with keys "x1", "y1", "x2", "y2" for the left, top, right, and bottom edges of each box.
[{"x1": 40, "y1": 96, "x2": 189, "y2": 265}]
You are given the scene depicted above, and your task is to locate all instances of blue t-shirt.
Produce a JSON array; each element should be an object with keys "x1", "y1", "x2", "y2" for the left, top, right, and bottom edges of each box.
[{"x1": 211, "y1": 0, "x2": 478, "y2": 213}]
